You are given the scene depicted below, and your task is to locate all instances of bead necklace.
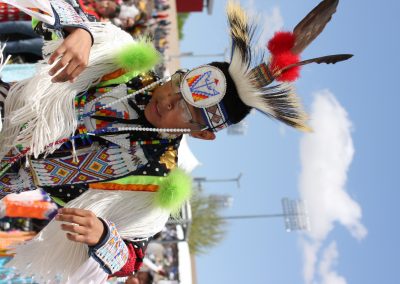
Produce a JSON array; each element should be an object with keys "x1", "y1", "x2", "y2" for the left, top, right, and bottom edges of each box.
[
  {"x1": 87, "y1": 126, "x2": 190, "y2": 134},
  {"x1": 80, "y1": 77, "x2": 168, "y2": 119}
]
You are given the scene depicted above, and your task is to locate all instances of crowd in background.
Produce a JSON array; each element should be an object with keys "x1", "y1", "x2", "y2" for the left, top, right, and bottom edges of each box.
[{"x1": 0, "y1": 0, "x2": 172, "y2": 76}]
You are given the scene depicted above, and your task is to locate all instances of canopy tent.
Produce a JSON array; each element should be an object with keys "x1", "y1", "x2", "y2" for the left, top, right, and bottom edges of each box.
[{"x1": 176, "y1": 226, "x2": 192, "y2": 284}]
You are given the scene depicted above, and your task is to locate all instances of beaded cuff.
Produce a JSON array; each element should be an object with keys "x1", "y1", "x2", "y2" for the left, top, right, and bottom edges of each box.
[
  {"x1": 47, "y1": 0, "x2": 94, "y2": 44},
  {"x1": 89, "y1": 219, "x2": 129, "y2": 274}
]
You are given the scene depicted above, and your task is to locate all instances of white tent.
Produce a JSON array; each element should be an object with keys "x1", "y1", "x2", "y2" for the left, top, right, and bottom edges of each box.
[
  {"x1": 176, "y1": 226, "x2": 192, "y2": 284},
  {"x1": 177, "y1": 135, "x2": 201, "y2": 173}
]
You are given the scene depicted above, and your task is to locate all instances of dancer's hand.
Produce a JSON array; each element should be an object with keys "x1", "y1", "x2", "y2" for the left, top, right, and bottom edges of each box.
[
  {"x1": 56, "y1": 208, "x2": 104, "y2": 246},
  {"x1": 48, "y1": 27, "x2": 92, "y2": 83}
]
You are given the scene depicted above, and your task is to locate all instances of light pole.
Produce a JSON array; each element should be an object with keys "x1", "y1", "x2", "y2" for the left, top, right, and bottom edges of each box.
[
  {"x1": 167, "y1": 48, "x2": 228, "y2": 61},
  {"x1": 221, "y1": 198, "x2": 310, "y2": 232},
  {"x1": 168, "y1": 198, "x2": 310, "y2": 234},
  {"x1": 193, "y1": 173, "x2": 242, "y2": 191}
]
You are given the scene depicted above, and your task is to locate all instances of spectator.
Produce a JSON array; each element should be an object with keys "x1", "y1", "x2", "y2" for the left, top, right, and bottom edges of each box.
[
  {"x1": 0, "y1": 21, "x2": 43, "y2": 61},
  {"x1": 94, "y1": 0, "x2": 119, "y2": 19},
  {"x1": 112, "y1": 4, "x2": 140, "y2": 28},
  {"x1": 0, "y1": 3, "x2": 31, "y2": 22}
]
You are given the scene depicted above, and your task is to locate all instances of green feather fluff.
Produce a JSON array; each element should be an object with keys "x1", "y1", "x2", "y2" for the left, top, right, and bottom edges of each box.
[
  {"x1": 155, "y1": 168, "x2": 192, "y2": 215},
  {"x1": 115, "y1": 38, "x2": 161, "y2": 72}
]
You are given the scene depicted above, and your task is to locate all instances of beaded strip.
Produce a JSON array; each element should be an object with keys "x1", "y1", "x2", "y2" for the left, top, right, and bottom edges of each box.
[
  {"x1": 0, "y1": 148, "x2": 31, "y2": 176},
  {"x1": 81, "y1": 77, "x2": 168, "y2": 119},
  {"x1": 1, "y1": 76, "x2": 191, "y2": 176},
  {"x1": 89, "y1": 219, "x2": 129, "y2": 274},
  {"x1": 249, "y1": 63, "x2": 275, "y2": 88},
  {"x1": 0, "y1": 126, "x2": 185, "y2": 176}
]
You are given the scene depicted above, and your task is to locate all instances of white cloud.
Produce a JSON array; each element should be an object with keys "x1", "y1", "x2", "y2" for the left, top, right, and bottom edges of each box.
[
  {"x1": 298, "y1": 90, "x2": 367, "y2": 284},
  {"x1": 245, "y1": 1, "x2": 284, "y2": 50},
  {"x1": 301, "y1": 240, "x2": 320, "y2": 284},
  {"x1": 299, "y1": 90, "x2": 366, "y2": 241},
  {"x1": 318, "y1": 242, "x2": 347, "y2": 284},
  {"x1": 259, "y1": 6, "x2": 284, "y2": 43},
  {"x1": 245, "y1": 0, "x2": 256, "y2": 13}
]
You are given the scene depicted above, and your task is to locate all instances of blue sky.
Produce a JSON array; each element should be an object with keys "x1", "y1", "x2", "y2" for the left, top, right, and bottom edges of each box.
[{"x1": 180, "y1": 1, "x2": 400, "y2": 283}]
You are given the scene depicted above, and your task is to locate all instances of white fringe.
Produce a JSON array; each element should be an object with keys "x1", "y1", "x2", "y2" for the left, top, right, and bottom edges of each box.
[
  {"x1": 228, "y1": 47, "x2": 271, "y2": 115},
  {"x1": 0, "y1": 23, "x2": 134, "y2": 159},
  {"x1": 6, "y1": 189, "x2": 170, "y2": 283},
  {"x1": 66, "y1": 258, "x2": 108, "y2": 284},
  {"x1": 0, "y1": 42, "x2": 11, "y2": 133}
]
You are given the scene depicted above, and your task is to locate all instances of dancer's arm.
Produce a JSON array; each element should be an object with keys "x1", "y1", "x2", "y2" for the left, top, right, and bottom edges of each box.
[
  {"x1": 47, "y1": 27, "x2": 92, "y2": 83},
  {"x1": 56, "y1": 208, "x2": 130, "y2": 274},
  {"x1": 42, "y1": 0, "x2": 95, "y2": 83},
  {"x1": 56, "y1": 208, "x2": 104, "y2": 246}
]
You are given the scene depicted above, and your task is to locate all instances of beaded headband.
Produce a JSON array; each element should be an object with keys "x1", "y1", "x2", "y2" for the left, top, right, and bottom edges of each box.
[{"x1": 178, "y1": 65, "x2": 231, "y2": 131}]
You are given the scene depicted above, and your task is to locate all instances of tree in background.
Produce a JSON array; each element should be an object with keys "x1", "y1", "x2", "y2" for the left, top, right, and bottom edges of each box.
[
  {"x1": 177, "y1": 13, "x2": 189, "y2": 40},
  {"x1": 188, "y1": 191, "x2": 227, "y2": 255}
]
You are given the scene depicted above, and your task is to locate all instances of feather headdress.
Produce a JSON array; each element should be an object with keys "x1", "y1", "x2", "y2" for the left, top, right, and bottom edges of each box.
[
  {"x1": 226, "y1": 0, "x2": 310, "y2": 131},
  {"x1": 179, "y1": 0, "x2": 352, "y2": 132}
]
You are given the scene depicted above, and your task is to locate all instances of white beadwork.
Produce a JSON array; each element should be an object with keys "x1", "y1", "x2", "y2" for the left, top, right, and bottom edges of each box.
[
  {"x1": 96, "y1": 77, "x2": 168, "y2": 113},
  {"x1": 115, "y1": 126, "x2": 191, "y2": 133},
  {"x1": 86, "y1": 85, "x2": 128, "y2": 107}
]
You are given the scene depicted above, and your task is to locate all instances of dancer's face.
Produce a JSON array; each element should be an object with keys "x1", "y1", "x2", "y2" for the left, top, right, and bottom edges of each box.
[{"x1": 144, "y1": 81, "x2": 202, "y2": 130}]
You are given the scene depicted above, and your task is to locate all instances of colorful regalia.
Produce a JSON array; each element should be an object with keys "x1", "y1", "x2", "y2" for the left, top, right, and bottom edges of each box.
[
  {"x1": 0, "y1": 0, "x2": 191, "y2": 282},
  {"x1": 0, "y1": 0, "x2": 352, "y2": 282}
]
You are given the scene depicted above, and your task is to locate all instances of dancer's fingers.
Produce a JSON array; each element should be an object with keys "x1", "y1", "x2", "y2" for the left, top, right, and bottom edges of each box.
[
  {"x1": 66, "y1": 232, "x2": 90, "y2": 244},
  {"x1": 48, "y1": 45, "x2": 67, "y2": 65},
  {"x1": 58, "y1": 208, "x2": 95, "y2": 218},
  {"x1": 60, "y1": 223, "x2": 87, "y2": 235},
  {"x1": 49, "y1": 53, "x2": 73, "y2": 79},
  {"x1": 55, "y1": 213, "x2": 86, "y2": 226},
  {"x1": 68, "y1": 64, "x2": 86, "y2": 83}
]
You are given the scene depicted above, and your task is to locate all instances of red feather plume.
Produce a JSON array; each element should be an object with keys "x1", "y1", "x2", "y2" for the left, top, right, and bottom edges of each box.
[
  {"x1": 270, "y1": 52, "x2": 300, "y2": 82},
  {"x1": 267, "y1": 31, "x2": 296, "y2": 55},
  {"x1": 267, "y1": 31, "x2": 301, "y2": 82}
]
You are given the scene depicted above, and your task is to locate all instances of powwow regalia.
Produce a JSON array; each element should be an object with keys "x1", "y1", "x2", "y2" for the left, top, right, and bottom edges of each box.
[
  {"x1": 0, "y1": 188, "x2": 58, "y2": 219},
  {"x1": 0, "y1": 0, "x2": 351, "y2": 282}
]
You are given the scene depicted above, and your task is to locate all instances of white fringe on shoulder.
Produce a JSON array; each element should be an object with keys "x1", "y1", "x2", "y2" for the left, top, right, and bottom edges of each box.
[
  {"x1": 0, "y1": 23, "x2": 134, "y2": 159},
  {"x1": 6, "y1": 189, "x2": 170, "y2": 283}
]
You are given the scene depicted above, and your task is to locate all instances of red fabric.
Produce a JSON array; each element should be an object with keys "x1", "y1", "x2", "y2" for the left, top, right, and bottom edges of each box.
[
  {"x1": 270, "y1": 52, "x2": 300, "y2": 82},
  {"x1": 0, "y1": 3, "x2": 31, "y2": 22},
  {"x1": 267, "y1": 31, "x2": 295, "y2": 55},
  {"x1": 111, "y1": 242, "x2": 145, "y2": 277},
  {"x1": 78, "y1": 0, "x2": 100, "y2": 19}
]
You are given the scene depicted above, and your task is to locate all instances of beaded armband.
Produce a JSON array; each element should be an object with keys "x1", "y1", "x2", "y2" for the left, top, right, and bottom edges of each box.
[
  {"x1": 89, "y1": 219, "x2": 129, "y2": 274},
  {"x1": 47, "y1": 0, "x2": 94, "y2": 44}
]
